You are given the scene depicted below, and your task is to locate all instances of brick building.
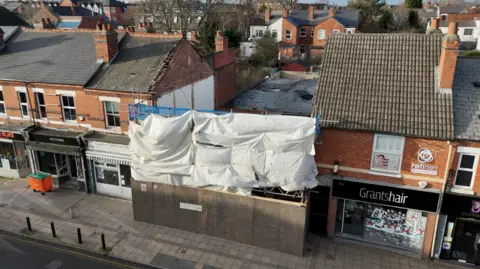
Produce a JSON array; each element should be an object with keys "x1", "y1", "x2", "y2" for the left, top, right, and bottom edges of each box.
[
  {"x1": 0, "y1": 25, "x2": 232, "y2": 199},
  {"x1": 310, "y1": 24, "x2": 460, "y2": 258},
  {"x1": 243, "y1": 6, "x2": 358, "y2": 59}
]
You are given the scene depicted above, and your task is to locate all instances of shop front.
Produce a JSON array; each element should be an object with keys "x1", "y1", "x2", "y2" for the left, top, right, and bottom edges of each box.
[
  {"x1": 0, "y1": 125, "x2": 33, "y2": 178},
  {"x1": 26, "y1": 127, "x2": 87, "y2": 191},
  {"x1": 84, "y1": 132, "x2": 131, "y2": 200},
  {"x1": 438, "y1": 193, "x2": 480, "y2": 265},
  {"x1": 331, "y1": 178, "x2": 440, "y2": 254}
]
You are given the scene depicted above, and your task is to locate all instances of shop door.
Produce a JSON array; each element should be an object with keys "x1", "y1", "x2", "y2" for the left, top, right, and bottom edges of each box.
[
  {"x1": 94, "y1": 163, "x2": 122, "y2": 198},
  {"x1": 343, "y1": 200, "x2": 365, "y2": 236},
  {"x1": 451, "y1": 220, "x2": 480, "y2": 263},
  {"x1": 119, "y1": 165, "x2": 132, "y2": 200},
  {"x1": 309, "y1": 186, "x2": 330, "y2": 235}
]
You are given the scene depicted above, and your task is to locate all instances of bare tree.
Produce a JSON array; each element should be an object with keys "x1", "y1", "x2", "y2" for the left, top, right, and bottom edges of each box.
[
  {"x1": 280, "y1": 0, "x2": 296, "y2": 10},
  {"x1": 139, "y1": 0, "x2": 176, "y2": 33}
]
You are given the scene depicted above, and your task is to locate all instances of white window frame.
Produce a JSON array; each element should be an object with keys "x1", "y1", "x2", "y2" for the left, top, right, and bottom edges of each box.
[
  {"x1": 0, "y1": 86, "x2": 5, "y2": 116},
  {"x1": 454, "y1": 153, "x2": 478, "y2": 189},
  {"x1": 464, "y1": 28, "x2": 473, "y2": 36},
  {"x1": 255, "y1": 29, "x2": 263, "y2": 38},
  {"x1": 346, "y1": 29, "x2": 353, "y2": 34},
  {"x1": 17, "y1": 91, "x2": 28, "y2": 118},
  {"x1": 332, "y1": 29, "x2": 340, "y2": 34},
  {"x1": 299, "y1": 45, "x2": 305, "y2": 54},
  {"x1": 272, "y1": 29, "x2": 278, "y2": 39},
  {"x1": 103, "y1": 6, "x2": 110, "y2": 11},
  {"x1": 317, "y1": 29, "x2": 325, "y2": 40},
  {"x1": 311, "y1": 28, "x2": 314, "y2": 37},
  {"x1": 285, "y1": 29, "x2": 291, "y2": 40},
  {"x1": 61, "y1": 95, "x2": 76, "y2": 122},
  {"x1": 35, "y1": 92, "x2": 47, "y2": 119},
  {"x1": 104, "y1": 101, "x2": 120, "y2": 128},
  {"x1": 370, "y1": 134, "x2": 405, "y2": 174},
  {"x1": 300, "y1": 27, "x2": 306, "y2": 37}
]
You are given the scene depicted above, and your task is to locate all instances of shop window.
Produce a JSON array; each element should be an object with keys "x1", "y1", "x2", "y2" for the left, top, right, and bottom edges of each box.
[
  {"x1": 0, "y1": 142, "x2": 18, "y2": 170},
  {"x1": 300, "y1": 27, "x2": 306, "y2": 37},
  {"x1": 18, "y1": 91, "x2": 28, "y2": 117},
  {"x1": 95, "y1": 162, "x2": 119, "y2": 186},
  {"x1": 36, "y1": 92, "x2": 46, "y2": 119},
  {"x1": 464, "y1": 28, "x2": 473, "y2": 36},
  {"x1": 454, "y1": 154, "x2": 477, "y2": 188},
  {"x1": 0, "y1": 89, "x2": 6, "y2": 115},
  {"x1": 61, "y1": 95, "x2": 76, "y2": 121},
  {"x1": 286, "y1": 29, "x2": 291, "y2": 40},
  {"x1": 104, "y1": 101, "x2": 120, "y2": 128},
  {"x1": 371, "y1": 134, "x2": 404, "y2": 174},
  {"x1": 317, "y1": 29, "x2": 325, "y2": 40}
]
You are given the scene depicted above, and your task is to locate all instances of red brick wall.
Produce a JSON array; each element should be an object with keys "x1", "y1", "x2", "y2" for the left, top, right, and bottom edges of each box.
[
  {"x1": 316, "y1": 128, "x2": 449, "y2": 190},
  {"x1": 281, "y1": 18, "x2": 298, "y2": 45},
  {"x1": 215, "y1": 63, "x2": 236, "y2": 108},
  {"x1": 282, "y1": 62, "x2": 308, "y2": 72},
  {"x1": 78, "y1": 16, "x2": 106, "y2": 29},
  {"x1": 298, "y1": 25, "x2": 313, "y2": 48},
  {"x1": 313, "y1": 17, "x2": 345, "y2": 47},
  {"x1": 213, "y1": 48, "x2": 236, "y2": 69},
  {"x1": 154, "y1": 39, "x2": 214, "y2": 97}
]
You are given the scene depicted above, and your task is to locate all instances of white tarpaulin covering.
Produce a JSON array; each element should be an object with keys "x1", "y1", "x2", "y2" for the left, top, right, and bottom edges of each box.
[{"x1": 129, "y1": 111, "x2": 318, "y2": 192}]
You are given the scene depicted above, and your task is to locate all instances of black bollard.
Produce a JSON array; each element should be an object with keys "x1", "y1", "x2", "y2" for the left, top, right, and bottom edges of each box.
[
  {"x1": 77, "y1": 228, "x2": 82, "y2": 244},
  {"x1": 101, "y1": 233, "x2": 106, "y2": 250},
  {"x1": 26, "y1": 217, "x2": 32, "y2": 232},
  {"x1": 50, "y1": 222, "x2": 56, "y2": 238}
]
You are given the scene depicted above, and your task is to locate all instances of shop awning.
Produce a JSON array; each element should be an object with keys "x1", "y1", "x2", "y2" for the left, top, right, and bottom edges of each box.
[
  {"x1": 26, "y1": 141, "x2": 83, "y2": 156},
  {"x1": 86, "y1": 151, "x2": 131, "y2": 165}
]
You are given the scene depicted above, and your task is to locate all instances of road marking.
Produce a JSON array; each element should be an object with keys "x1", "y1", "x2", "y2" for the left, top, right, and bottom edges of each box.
[
  {"x1": 0, "y1": 234, "x2": 140, "y2": 269},
  {"x1": 45, "y1": 260, "x2": 63, "y2": 269}
]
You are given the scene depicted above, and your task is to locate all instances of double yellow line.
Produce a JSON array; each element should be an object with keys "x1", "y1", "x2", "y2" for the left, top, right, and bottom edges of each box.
[{"x1": 0, "y1": 233, "x2": 141, "y2": 269}]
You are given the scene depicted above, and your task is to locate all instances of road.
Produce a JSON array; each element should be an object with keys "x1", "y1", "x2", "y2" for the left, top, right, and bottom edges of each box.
[{"x1": 0, "y1": 230, "x2": 159, "y2": 269}]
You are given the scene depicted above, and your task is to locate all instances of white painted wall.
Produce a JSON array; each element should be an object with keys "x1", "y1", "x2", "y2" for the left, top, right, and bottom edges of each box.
[
  {"x1": 156, "y1": 76, "x2": 214, "y2": 110},
  {"x1": 439, "y1": 26, "x2": 480, "y2": 43},
  {"x1": 240, "y1": 42, "x2": 254, "y2": 58},
  {"x1": 268, "y1": 19, "x2": 283, "y2": 42},
  {"x1": 345, "y1": 28, "x2": 356, "y2": 33},
  {"x1": 250, "y1": 25, "x2": 268, "y2": 39}
]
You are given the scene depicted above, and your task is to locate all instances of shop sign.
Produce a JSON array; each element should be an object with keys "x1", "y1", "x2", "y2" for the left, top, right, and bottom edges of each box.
[
  {"x1": 410, "y1": 148, "x2": 439, "y2": 175},
  {"x1": 0, "y1": 131, "x2": 24, "y2": 141},
  {"x1": 30, "y1": 133, "x2": 79, "y2": 146},
  {"x1": 179, "y1": 202, "x2": 202, "y2": 212},
  {"x1": 441, "y1": 193, "x2": 480, "y2": 219},
  {"x1": 332, "y1": 178, "x2": 440, "y2": 212}
]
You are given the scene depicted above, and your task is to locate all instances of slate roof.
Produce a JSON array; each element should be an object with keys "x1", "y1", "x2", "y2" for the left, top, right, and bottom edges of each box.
[
  {"x1": 440, "y1": 20, "x2": 476, "y2": 27},
  {"x1": 439, "y1": 6, "x2": 465, "y2": 14},
  {"x1": 50, "y1": 6, "x2": 99, "y2": 16},
  {"x1": 252, "y1": 9, "x2": 359, "y2": 27},
  {"x1": 229, "y1": 78, "x2": 318, "y2": 116},
  {"x1": 86, "y1": 35, "x2": 180, "y2": 92},
  {"x1": 0, "y1": 30, "x2": 101, "y2": 85},
  {"x1": 453, "y1": 58, "x2": 480, "y2": 140},
  {"x1": 313, "y1": 34, "x2": 454, "y2": 139}
]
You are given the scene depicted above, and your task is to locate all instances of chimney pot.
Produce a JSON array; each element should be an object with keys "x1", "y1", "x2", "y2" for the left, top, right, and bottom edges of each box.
[
  {"x1": 329, "y1": 7, "x2": 335, "y2": 17},
  {"x1": 215, "y1": 31, "x2": 228, "y2": 52},
  {"x1": 265, "y1": 8, "x2": 271, "y2": 24}
]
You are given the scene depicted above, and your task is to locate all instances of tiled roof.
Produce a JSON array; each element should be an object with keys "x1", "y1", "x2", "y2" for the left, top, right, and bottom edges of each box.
[
  {"x1": 453, "y1": 58, "x2": 480, "y2": 140},
  {"x1": 0, "y1": 30, "x2": 101, "y2": 85},
  {"x1": 86, "y1": 35, "x2": 180, "y2": 92},
  {"x1": 313, "y1": 34, "x2": 454, "y2": 139},
  {"x1": 252, "y1": 9, "x2": 359, "y2": 27}
]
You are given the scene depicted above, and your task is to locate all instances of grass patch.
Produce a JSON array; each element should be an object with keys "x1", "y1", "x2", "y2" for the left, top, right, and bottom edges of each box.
[
  {"x1": 20, "y1": 228, "x2": 36, "y2": 235},
  {"x1": 97, "y1": 246, "x2": 113, "y2": 255}
]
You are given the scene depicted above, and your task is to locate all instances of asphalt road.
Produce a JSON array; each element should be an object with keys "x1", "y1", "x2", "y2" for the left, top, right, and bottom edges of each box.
[{"x1": 0, "y1": 230, "x2": 159, "y2": 269}]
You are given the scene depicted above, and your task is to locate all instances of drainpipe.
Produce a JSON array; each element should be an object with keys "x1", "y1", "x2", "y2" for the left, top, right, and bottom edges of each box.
[
  {"x1": 78, "y1": 130, "x2": 94, "y2": 194},
  {"x1": 430, "y1": 141, "x2": 454, "y2": 258}
]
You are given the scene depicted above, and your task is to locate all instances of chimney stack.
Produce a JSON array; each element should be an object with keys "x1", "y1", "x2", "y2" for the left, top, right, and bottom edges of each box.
[
  {"x1": 265, "y1": 8, "x2": 271, "y2": 24},
  {"x1": 215, "y1": 31, "x2": 228, "y2": 52},
  {"x1": 282, "y1": 8, "x2": 288, "y2": 18},
  {"x1": 329, "y1": 7, "x2": 335, "y2": 17},
  {"x1": 308, "y1": 6, "x2": 314, "y2": 20},
  {"x1": 439, "y1": 21, "x2": 459, "y2": 92},
  {"x1": 0, "y1": 28, "x2": 4, "y2": 52},
  {"x1": 71, "y1": 6, "x2": 76, "y2": 16},
  {"x1": 431, "y1": 18, "x2": 439, "y2": 30},
  {"x1": 95, "y1": 23, "x2": 119, "y2": 63}
]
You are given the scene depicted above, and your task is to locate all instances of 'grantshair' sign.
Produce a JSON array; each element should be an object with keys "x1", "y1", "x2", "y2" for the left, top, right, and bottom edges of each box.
[{"x1": 332, "y1": 178, "x2": 440, "y2": 212}]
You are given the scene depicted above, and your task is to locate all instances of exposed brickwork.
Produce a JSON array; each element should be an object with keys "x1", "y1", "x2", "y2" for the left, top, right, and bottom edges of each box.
[
  {"x1": 281, "y1": 18, "x2": 298, "y2": 46},
  {"x1": 315, "y1": 128, "x2": 449, "y2": 189},
  {"x1": 214, "y1": 63, "x2": 236, "y2": 107},
  {"x1": 94, "y1": 25, "x2": 119, "y2": 63},
  {"x1": 281, "y1": 62, "x2": 309, "y2": 71},
  {"x1": 313, "y1": 17, "x2": 345, "y2": 47},
  {"x1": 439, "y1": 22, "x2": 459, "y2": 90},
  {"x1": 298, "y1": 25, "x2": 314, "y2": 48}
]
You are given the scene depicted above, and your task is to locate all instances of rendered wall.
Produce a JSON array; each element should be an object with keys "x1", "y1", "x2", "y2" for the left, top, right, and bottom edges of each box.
[{"x1": 132, "y1": 180, "x2": 307, "y2": 256}]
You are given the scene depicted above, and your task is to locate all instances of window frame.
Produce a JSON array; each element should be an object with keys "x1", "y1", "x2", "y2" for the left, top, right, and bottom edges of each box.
[
  {"x1": 0, "y1": 86, "x2": 6, "y2": 116},
  {"x1": 332, "y1": 29, "x2": 340, "y2": 34},
  {"x1": 285, "y1": 29, "x2": 291, "y2": 40},
  {"x1": 299, "y1": 45, "x2": 305, "y2": 54},
  {"x1": 317, "y1": 29, "x2": 325, "y2": 40},
  {"x1": 454, "y1": 153, "x2": 478, "y2": 189},
  {"x1": 346, "y1": 29, "x2": 353, "y2": 34},
  {"x1": 310, "y1": 28, "x2": 314, "y2": 37},
  {"x1": 272, "y1": 29, "x2": 278, "y2": 39},
  {"x1": 255, "y1": 29, "x2": 264, "y2": 38},
  {"x1": 17, "y1": 91, "x2": 28, "y2": 118},
  {"x1": 104, "y1": 101, "x2": 121, "y2": 128},
  {"x1": 61, "y1": 95, "x2": 76, "y2": 122},
  {"x1": 300, "y1": 27, "x2": 306, "y2": 37},
  {"x1": 35, "y1": 92, "x2": 47, "y2": 119},
  {"x1": 370, "y1": 134, "x2": 405, "y2": 174},
  {"x1": 464, "y1": 28, "x2": 473, "y2": 36}
]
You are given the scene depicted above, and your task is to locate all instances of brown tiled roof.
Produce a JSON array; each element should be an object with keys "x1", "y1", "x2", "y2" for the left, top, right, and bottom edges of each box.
[{"x1": 313, "y1": 34, "x2": 454, "y2": 139}]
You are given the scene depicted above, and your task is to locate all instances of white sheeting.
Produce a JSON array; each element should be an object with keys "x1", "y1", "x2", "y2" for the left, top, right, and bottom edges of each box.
[{"x1": 129, "y1": 111, "x2": 318, "y2": 192}]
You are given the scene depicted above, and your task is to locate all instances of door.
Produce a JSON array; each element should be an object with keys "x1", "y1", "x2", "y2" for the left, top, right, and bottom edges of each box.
[
  {"x1": 309, "y1": 185, "x2": 330, "y2": 235},
  {"x1": 131, "y1": 179, "x2": 154, "y2": 223},
  {"x1": 119, "y1": 164, "x2": 132, "y2": 200},
  {"x1": 451, "y1": 220, "x2": 480, "y2": 263},
  {"x1": 343, "y1": 200, "x2": 365, "y2": 236},
  {"x1": 94, "y1": 162, "x2": 122, "y2": 197}
]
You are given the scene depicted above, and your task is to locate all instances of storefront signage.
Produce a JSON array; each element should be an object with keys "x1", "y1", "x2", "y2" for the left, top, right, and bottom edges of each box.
[
  {"x1": 441, "y1": 193, "x2": 480, "y2": 219},
  {"x1": 411, "y1": 148, "x2": 439, "y2": 175},
  {"x1": 30, "y1": 133, "x2": 79, "y2": 146},
  {"x1": 332, "y1": 178, "x2": 440, "y2": 212},
  {"x1": 0, "y1": 131, "x2": 24, "y2": 141},
  {"x1": 179, "y1": 202, "x2": 202, "y2": 212}
]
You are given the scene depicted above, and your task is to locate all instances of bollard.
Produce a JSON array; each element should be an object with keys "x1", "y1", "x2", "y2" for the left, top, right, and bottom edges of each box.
[
  {"x1": 26, "y1": 217, "x2": 32, "y2": 232},
  {"x1": 101, "y1": 233, "x2": 106, "y2": 250},
  {"x1": 50, "y1": 222, "x2": 56, "y2": 238},
  {"x1": 77, "y1": 228, "x2": 82, "y2": 244}
]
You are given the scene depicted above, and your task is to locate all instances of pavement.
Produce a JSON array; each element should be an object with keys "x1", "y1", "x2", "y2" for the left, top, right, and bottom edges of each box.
[
  {"x1": 0, "y1": 178, "x2": 470, "y2": 269},
  {"x1": 0, "y1": 230, "x2": 156, "y2": 269}
]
